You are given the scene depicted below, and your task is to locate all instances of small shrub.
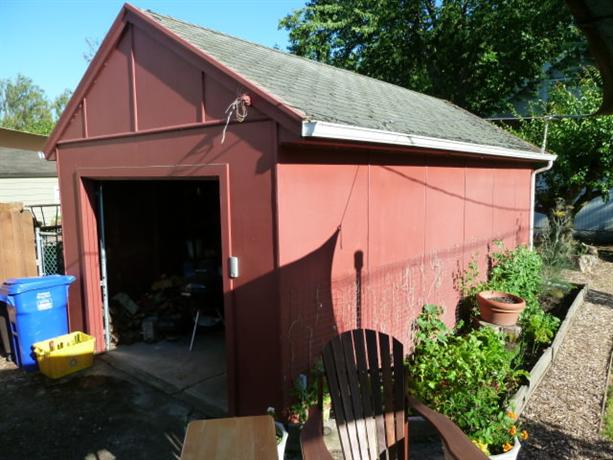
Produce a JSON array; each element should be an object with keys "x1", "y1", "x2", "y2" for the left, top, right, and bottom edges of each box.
[
  {"x1": 519, "y1": 304, "x2": 560, "y2": 356},
  {"x1": 487, "y1": 243, "x2": 543, "y2": 310},
  {"x1": 457, "y1": 244, "x2": 560, "y2": 354},
  {"x1": 536, "y1": 198, "x2": 577, "y2": 270}
]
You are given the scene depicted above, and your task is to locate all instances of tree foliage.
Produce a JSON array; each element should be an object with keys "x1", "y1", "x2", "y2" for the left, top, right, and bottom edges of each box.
[
  {"x1": 280, "y1": 0, "x2": 581, "y2": 115},
  {"x1": 511, "y1": 67, "x2": 613, "y2": 216},
  {"x1": 0, "y1": 74, "x2": 71, "y2": 135}
]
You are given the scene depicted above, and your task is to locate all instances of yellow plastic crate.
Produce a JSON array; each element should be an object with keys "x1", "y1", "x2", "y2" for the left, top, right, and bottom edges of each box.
[{"x1": 33, "y1": 331, "x2": 95, "y2": 379}]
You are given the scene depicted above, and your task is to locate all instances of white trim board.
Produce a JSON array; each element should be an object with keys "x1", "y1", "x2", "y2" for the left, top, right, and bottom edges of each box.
[{"x1": 302, "y1": 121, "x2": 557, "y2": 162}]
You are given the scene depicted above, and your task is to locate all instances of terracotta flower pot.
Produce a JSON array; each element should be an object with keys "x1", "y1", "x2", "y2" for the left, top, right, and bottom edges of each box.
[{"x1": 477, "y1": 291, "x2": 526, "y2": 326}]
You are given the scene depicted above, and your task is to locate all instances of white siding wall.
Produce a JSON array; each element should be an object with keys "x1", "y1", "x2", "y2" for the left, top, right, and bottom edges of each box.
[
  {"x1": 0, "y1": 177, "x2": 59, "y2": 205},
  {"x1": 0, "y1": 177, "x2": 60, "y2": 224}
]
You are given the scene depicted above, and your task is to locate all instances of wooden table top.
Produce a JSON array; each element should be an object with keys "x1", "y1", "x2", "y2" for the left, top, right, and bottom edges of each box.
[{"x1": 180, "y1": 415, "x2": 278, "y2": 460}]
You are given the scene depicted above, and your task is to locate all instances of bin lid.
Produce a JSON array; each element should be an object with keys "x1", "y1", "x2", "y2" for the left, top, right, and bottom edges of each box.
[{"x1": 1, "y1": 275, "x2": 76, "y2": 295}]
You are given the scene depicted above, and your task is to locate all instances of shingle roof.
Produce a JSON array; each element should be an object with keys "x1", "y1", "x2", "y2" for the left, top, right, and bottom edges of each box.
[
  {"x1": 145, "y1": 9, "x2": 541, "y2": 154},
  {"x1": 0, "y1": 147, "x2": 57, "y2": 178}
]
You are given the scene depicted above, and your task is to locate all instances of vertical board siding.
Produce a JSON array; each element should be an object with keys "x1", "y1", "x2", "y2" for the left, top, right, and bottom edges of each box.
[
  {"x1": 84, "y1": 30, "x2": 132, "y2": 137},
  {"x1": 133, "y1": 27, "x2": 202, "y2": 130},
  {"x1": 277, "y1": 158, "x2": 532, "y2": 382}
]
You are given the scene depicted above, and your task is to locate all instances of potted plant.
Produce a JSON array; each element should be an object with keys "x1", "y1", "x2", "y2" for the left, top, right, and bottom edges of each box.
[
  {"x1": 471, "y1": 410, "x2": 528, "y2": 460},
  {"x1": 477, "y1": 291, "x2": 526, "y2": 326},
  {"x1": 442, "y1": 410, "x2": 527, "y2": 459}
]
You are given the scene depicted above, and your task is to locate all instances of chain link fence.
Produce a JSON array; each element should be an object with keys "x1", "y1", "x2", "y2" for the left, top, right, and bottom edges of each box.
[
  {"x1": 37, "y1": 229, "x2": 64, "y2": 275},
  {"x1": 27, "y1": 204, "x2": 65, "y2": 276}
]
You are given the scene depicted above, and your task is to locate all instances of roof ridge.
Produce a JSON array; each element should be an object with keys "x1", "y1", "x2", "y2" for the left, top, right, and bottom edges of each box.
[{"x1": 144, "y1": 9, "x2": 445, "y2": 105}]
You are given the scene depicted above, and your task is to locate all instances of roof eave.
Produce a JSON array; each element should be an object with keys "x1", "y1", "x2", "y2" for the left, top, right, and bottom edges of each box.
[
  {"x1": 0, "y1": 127, "x2": 48, "y2": 152},
  {"x1": 302, "y1": 121, "x2": 557, "y2": 162}
]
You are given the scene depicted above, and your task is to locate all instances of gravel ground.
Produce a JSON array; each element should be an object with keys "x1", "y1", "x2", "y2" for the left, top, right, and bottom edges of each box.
[{"x1": 519, "y1": 248, "x2": 613, "y2": 459}]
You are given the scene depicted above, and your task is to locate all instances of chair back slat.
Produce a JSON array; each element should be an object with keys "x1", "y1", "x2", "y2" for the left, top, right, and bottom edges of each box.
[
  {"x1": 352, "y1": 330, "x2": 379, "y2": 460},
  {"x1": 322, "y1": 329, "x2": 406, "y2": 460},
  {"x1": 331, "y1": 336, "x2": 362, "y2": 459},
  {"x1": 365, "y1": 330, "x2": 387, "y2": 459},
  {"x1": 341, "y1": 333, "x2": 370, "y2": 460},
  {"x1": 379, "y1": 333, "x2": 397, "y2": 458},
  {"x1": 392, "y1": 338, "x2": 406, "y2": 460},
  {"x1": 323, "y1": 344, "x2": 353, "y2": 459}
]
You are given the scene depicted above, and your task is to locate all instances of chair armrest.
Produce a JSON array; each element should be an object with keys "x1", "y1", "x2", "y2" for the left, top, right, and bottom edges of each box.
[
  {"x1": 407, "y1": 395, "x2": 489, "y2": 460},
  {"x1": 300, "y1": 406, "x2": 334, "y2": 460}
]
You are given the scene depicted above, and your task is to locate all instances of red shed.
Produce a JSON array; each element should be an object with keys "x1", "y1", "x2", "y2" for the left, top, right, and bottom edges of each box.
[{"x1": 45, "y1": 4, "x2": 555, "y2": 415}]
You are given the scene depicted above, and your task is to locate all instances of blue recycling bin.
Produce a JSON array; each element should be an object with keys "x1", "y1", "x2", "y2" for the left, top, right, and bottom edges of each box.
[{"x1": 0, "y1": 275, "x2": 75, "y2": 371}]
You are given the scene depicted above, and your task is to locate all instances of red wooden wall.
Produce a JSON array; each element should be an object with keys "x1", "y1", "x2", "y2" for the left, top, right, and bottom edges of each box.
[
  {"x1": 275, "y1": 150, "x2": 531, "y2": 389},
  {"x1": 54, "y1": 17, "x2": 279, "y2": 416}
]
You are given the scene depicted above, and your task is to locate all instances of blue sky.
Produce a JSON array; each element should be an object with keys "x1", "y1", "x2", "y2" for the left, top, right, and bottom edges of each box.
[{"x1": 0, "y1": 0, "x2": 305, "y2": 100}]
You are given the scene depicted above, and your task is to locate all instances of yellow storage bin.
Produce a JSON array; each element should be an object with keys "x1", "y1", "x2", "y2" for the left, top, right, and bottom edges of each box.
[{"x1": 33, "y1": 331, "x2": 95, "y2": 379}]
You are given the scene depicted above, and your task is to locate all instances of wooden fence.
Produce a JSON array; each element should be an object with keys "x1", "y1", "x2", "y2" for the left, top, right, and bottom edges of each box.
[{"x1": 0, "y1": 203, "x2": 37, "y2": 281}]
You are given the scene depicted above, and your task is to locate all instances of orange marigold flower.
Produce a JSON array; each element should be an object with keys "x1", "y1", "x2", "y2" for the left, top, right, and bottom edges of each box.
[
  {"x1": 509, "y1": 425, "x2": 517, "y2": 436},
  {"x1": 506, "y1": 411, "x2": 517, "y2": 420},
  {"x1": 502, "y1": 442, "x2": 513, "y2": 452},
  {"x1": 520, "y1": 430, "x2": 529, "y2": 440}
]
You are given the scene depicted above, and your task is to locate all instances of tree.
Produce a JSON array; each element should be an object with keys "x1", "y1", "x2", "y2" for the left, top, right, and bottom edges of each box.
[
  {"x1": 280, "y1": 0, "x2": 581, "y2": 115},
  {"x1": 511, "y1": 67, "x2": 613, "y2": 218},
  {"x1": 52, "y1": 89, "x2": 72, "y2": 121},
  {"x1": 0, "y1": 74, "x2": 71, "y2": 135}
]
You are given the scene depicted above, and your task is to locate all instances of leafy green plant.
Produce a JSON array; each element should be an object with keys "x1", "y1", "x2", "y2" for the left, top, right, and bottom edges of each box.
[
  {"x1": 288, "y1": 359, "x2": 330, "y2": 424},
  {"x1": 457, "y1": 244, "x2": 560, "y2": 355},
  {"x1": 519, "y1": 304, "x2": 560, "y2": 356},
  {"x1": 407, "y1": 305, "x2": 528, "y2": 455},
  {"x1": 487, "y1": 243, "x2": 543, "y2": 310}
]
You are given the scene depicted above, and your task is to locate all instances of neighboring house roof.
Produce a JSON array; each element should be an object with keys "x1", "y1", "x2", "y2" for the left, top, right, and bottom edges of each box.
[
  {"x1": 0, "y1": 128, "x2": 55, "y2": 178},
  {"x1": 145, "y1": 10, "x2": 544, "y2": 156},
  {"x1": 566, "y1": 0, "x2": 613, "y2": 114}
]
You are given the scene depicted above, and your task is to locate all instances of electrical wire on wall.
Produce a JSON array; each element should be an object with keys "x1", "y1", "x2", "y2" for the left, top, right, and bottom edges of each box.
[{"x1": 221, "y1": 94, "x2": 251, "y2": 143}]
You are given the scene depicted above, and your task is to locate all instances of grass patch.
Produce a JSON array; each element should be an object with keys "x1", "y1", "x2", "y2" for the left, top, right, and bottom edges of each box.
[{"x1": 604, "y1": 383, "x2": 613, "y2": 440}]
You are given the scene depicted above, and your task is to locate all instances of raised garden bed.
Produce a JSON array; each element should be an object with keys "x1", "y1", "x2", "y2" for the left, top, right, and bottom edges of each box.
[
  {"x1": 409, "y1": 282, "x2": 588, "y2": 445},
  {"x1": 508, "y1": 283, "x2": 587, "y2": 416}
]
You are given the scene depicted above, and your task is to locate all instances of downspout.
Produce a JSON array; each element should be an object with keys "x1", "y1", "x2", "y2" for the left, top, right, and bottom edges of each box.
[
  {"x1": 529, "y1": 117, "x2": 555, "y2": 249},
  {"x1": 529, "y1": 160, "x2": 554, "y2": 249}
]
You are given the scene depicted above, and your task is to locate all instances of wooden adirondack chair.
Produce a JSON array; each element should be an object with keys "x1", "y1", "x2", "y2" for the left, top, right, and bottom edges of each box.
[{"x1": 300, "y1": 329, "x2": 489, "y2": 460}]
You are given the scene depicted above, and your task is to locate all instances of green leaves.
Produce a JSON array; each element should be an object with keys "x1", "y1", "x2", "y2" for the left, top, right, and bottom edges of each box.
[
  {"x1": 488, "y1": 245, "x2": 543, "y2": 310},
  {"x1": 0, "y1": 74, "x2": 71, "y2": 135},
  {"x1": 512, "y1": 67, "x2": 613, "y2": 216},
  {"x1": 407, "y1": 305, "x2": 525, "y2": 452}
]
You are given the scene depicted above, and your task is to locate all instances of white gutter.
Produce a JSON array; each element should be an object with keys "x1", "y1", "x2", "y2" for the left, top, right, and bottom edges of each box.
[{"x1": 302, "y1": 121, "x2": 557, "y2": 162}]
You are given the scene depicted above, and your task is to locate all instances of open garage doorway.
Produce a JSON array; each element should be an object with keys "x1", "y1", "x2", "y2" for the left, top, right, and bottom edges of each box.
[{"x1": 97, "y1": 179, "x2": 228, "y2": 415}]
